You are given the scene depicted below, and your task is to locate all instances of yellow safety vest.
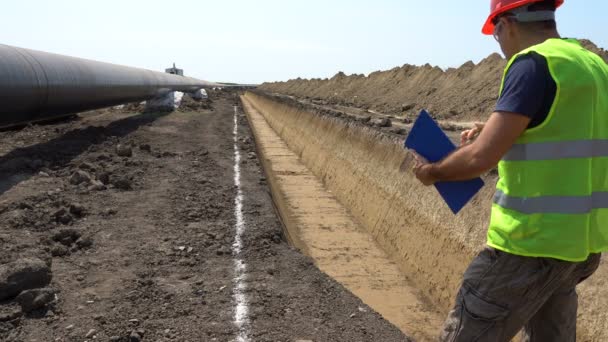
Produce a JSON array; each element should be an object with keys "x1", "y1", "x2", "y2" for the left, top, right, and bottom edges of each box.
[{"x1": 488, "y1": 38, "x2": 608, "y2": 261}]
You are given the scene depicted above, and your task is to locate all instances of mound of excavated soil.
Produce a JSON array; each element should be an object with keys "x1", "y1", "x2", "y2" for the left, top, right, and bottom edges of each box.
[{"x1": 260, "y1": 39, "x2": 607, "y2": 122}]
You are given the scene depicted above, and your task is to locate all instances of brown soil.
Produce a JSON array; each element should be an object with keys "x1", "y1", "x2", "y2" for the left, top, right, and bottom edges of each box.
[
  {"x1": 260, "y1": 39, "x2": 607, "y2": 122},
  {"x1": 242, "y1": 95, "x2": 442, "y2": 340},
  {"x1": 0, "y1": 90, "x2": 407, "y2": 341}
]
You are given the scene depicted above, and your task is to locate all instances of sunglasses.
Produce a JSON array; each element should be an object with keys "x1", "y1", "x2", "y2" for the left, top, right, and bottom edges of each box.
[
  {"x1": 492, "y1": 15, "x2": 513, "y2": 42},
  {"x1": 493, "y1": 20, "x2": 503, "y2": 42}
]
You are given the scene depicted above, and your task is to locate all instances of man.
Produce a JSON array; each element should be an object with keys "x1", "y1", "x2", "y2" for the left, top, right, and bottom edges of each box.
[{"x1": 411, "y1": 0, "x2": 608, "y2": 340}]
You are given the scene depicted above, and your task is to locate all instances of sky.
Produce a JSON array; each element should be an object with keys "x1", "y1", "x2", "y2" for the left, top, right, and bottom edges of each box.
[{"x1": 1, "y1": 1, "x2": 606, "y2": 84}]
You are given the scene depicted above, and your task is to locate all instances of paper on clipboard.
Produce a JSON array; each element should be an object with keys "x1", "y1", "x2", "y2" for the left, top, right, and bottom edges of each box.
[{"x1": 404, "y1": 110, "x2": 485, "y2": 214}]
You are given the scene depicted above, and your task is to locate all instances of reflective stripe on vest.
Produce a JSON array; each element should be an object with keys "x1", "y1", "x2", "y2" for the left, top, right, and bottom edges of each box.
[
  {"x1": 494, "y1": 190, "x2": 608, "y2": 214},
  {"x1": 503, "y1": 139, "x2": 608, "y2": 161}
]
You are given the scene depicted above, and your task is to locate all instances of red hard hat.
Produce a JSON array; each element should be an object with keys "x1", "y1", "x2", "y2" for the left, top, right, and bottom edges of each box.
[{"x1": 482, "y1": 0, "x2": 564, "y2": 35}]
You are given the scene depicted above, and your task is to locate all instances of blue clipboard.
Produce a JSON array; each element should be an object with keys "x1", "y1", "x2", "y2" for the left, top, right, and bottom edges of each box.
[{"x1": 404, "y1": 110, "x2": 484, "y2": 214}]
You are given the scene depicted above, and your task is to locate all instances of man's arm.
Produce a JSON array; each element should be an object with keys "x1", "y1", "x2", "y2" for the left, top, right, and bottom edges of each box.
[{"x1": 413, "y1": 111, "x2": 530, "y2": 185}]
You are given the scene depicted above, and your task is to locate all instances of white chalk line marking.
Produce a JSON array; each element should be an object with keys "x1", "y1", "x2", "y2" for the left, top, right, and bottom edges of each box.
[{"x1": 232, "y1": 105, "x2": 250, "y2": 342}]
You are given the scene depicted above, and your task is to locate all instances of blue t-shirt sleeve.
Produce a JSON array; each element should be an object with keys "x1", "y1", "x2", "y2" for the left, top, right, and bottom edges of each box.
[{"x1": 495, "y1": 53, "x2": 555, "y2": 125}]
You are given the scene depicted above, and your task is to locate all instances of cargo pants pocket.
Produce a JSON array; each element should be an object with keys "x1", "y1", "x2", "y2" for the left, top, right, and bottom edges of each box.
[{"x1": 453, "y1": 287, "x2": 510, "y2": 342}]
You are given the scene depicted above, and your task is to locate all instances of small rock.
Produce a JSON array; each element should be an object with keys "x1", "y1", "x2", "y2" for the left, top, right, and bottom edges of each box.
[
  {"x1": 102, "y1": 208, "x2": 117, "y2": 216},
  {"x1": 53, "y1": 208, "x2": 68, "y2": 218},
  {"x1": 139, "y1": 144, "x2": 151, "y2": 152},
  {"x1": 89, "y1": 180, "x2": 107, "y2": 191},
  {"x1": 53, "y1": 229, "x2": 81, "y2": 246},
  {"x1": 69, "y1": 203, "x2": 86, "y2": 217},
  {"x1": 78, "y1": 162, "x2": 97, "y2": 172},
  {"x1": 216, "y1": 247, "x2": 230, "y2": 256},
  {"x1": 378, "y1": 118, "x2": 392, "y2": 127},
  {"x1": 65, "y1": 324, "x2": 74, "y2": 330},
  {"x1": 401, "y1": 103, "x2": 414, "y2": 112},
  {"x1": 85, "y1": 328, "x2": 97, "y2": 338},
  {"x1": 51, "y1": 244, "x2": 69, "y2": 257},
  {"x1": 39, "y1": 171, "x2": 50, "y2": 177},
  {"x1": 360, "y1": 116, "x2": 372, "y2": 123},
  {"x1": 129, "y1": 331, "x2": 142, "y2": 342},
  {"x1": 53, "y1": 208, "x2": 73, "y2": 225},
  {"x1": 96, "y1": 153, "x2": 111, "y2": 161},
  {"x1": 69, "y1": 170, "x2": 93, "y2": 185},
  {"x1": 110, "y1": 336, "x2": 121, "y2": 342},
  {"x1": 0, "y1": 258, "x2": 52, "y2": 300},
  {"x1": 128, "y1": 318, "x2": 139, "y2": 324},
  {"x1": 116, "y1": 144, "x2": 133, "y2": 157},
  {"x1": 391, "y1": 127, "x2": 407, "y2": 135},
  {"x1": 98, "y1": 172, "x2": 111, "y2": 185},
  {"x1": 112, "y1": 177, "x2": 132, "y2": 190},
  {"x1": 349, "y1": 313, "x2": 356, "y2": 318},
  {"x1": 76, "y1": 236, "x2": 94, "y2": 249},
  {"x1": 58, "y1": 213, "x2": 72, "y2": 225},
  {"x1": 247, "y1": 152, "x2": 256, "y2": 159}
]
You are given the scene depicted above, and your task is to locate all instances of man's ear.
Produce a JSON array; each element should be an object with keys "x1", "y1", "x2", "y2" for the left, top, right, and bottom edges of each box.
[{"x1": 504, "y1": 17, "x2": 518, "y2": 37}]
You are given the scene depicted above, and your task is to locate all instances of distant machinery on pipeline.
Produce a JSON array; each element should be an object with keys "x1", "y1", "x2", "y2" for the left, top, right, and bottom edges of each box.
[{"x1": 0, "y1": 44, "x2": 215, "y2": 128}]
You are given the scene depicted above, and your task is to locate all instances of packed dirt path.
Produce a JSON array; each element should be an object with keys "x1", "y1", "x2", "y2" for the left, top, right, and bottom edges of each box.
[
  {"x1": 0, "y1": 90, "x2": 407, "y2": 341},
  {"x1": 242, "y1": 96, "x2": 442, "y2": 340}
]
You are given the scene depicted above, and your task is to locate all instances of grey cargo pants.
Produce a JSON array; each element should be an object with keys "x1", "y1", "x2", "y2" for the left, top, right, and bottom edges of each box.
[{"x1": 440, "y1": 247, "x2": 601, "y2": 342}]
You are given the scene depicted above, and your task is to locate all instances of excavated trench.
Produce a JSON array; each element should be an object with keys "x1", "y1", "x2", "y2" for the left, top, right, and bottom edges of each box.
[{"x1": 241, "y1": 91, "x2": 608, "y2": 341}]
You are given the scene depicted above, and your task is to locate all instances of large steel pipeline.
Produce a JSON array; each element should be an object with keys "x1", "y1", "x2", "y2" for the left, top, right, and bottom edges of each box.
[{"x1": 0, "y1": 44, "x2": 215, "y2": 127}]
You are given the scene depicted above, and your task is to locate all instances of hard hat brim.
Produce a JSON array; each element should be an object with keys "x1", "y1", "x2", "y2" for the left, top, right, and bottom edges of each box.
[{"x1": 482, "y1": 0, "x2": 563, "y2": 35}]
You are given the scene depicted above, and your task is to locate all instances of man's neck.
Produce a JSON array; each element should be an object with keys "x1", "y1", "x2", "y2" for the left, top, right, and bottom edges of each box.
[{"x1": 518, "y1": 30, "x2": 561, "y2": 51}]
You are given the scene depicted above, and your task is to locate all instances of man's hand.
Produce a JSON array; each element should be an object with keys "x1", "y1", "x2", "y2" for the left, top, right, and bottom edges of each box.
[
  {"x1": 410, "y1": 151, "x2": 437, "y2": 186},
  {"x1": 460, "y1": 122, "x2": 485, "y2": 146}
]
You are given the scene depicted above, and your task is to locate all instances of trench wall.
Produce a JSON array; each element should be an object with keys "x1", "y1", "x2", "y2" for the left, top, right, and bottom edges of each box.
[{"x1": 244, "y1": 91, "x2": 608, "y2": 341}]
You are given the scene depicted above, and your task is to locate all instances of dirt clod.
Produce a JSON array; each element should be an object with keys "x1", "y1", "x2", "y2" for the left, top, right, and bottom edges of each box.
[
  {"x1": 69, "y1": 203, "x2": 85, "y2": 217},
  {"x1": 88, "y1": 179, "x2": 107, "y2": 191},
  {"x1": 97, "y1": 171, "x2": 111, "y2": 185},
  {"x1": 116, "y1": 144, "x2": 133, "y2": 157},
  {"x1": 377, "y1": 118, "x2": 392, "y2": 127},
  {"x1": 75, "y1": 236, "x2": 94, "y2": 249},
  {"x1": 16, "y1": 287, "x2": 55, "y2": 313},
  {"x1": 69, "y1": 170, "x2": 93, "y2": 185},
  {"x1": 51, "y1": 244, "x2": 69, "y2": 257},
  {"x1": 129, "y1": 331, "x2": 142, "y2": 342},
  {"x1": 112, "y1": 177, "x2": 132, "y2": 190},
  {"x1": 52, "y1": 229, "x2": 81, "y2": 246},
  {"x1": 0, "y1": 258, "x2": 52, "y2": 300}
]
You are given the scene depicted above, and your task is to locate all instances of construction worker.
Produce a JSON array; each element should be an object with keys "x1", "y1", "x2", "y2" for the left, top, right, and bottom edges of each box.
[{"x1": 411, "y1": 0, "x2": 608, "y2": 340}]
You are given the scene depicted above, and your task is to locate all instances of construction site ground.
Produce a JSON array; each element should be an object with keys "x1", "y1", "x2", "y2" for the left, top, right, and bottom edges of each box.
[{"x1": 0, "y1": 90, "x2": 407, "y2": 342}]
